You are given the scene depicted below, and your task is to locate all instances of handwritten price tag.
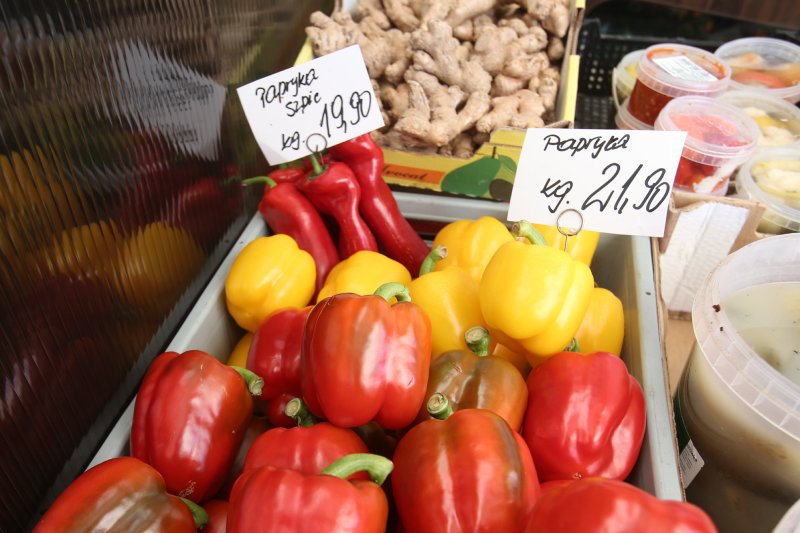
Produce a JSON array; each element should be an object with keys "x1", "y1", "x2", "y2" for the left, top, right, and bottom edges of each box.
[
  {"x1": 236, "y1": 45, "x2": 384, "y2": 164},
  {"x1": 508, "y1": 129, "x2": 687, "y2": 237}
]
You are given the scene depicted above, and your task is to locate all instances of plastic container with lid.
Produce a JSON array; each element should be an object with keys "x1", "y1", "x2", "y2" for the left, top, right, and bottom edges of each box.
[
  {"x1": 614, "y1": 97, "x2": 653, "y2": 131},
  {"x1": 735, "y1": 146, "x2": 800, "y2": 234},
  {"x1": 715, "y1": 37, "x2": 800, "y2": 104},
  {"x1": 612, "y1": 49, "x2": 645, "y2": 109},
  {"x1": 675, "y1": 233, "x2": 800, "y2": 533},
  {"x1": 773, "y1": 499, "x2": 800, "y2": 533},
  {"x1": 720, "y1": 90, "x2": 800, "y2": 147},
  {"x1": 628, "y1": 43, "x2": 731, "y2": 126},
  {"x1": 654, "y1": 95, "x2": 760, "y2": 195}
]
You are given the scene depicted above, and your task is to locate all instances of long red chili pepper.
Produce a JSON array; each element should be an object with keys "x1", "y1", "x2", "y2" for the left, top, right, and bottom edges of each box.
[
  {"x1": 296, "y1": 153, "x2": 378, "y2": 259},
  {"x1": 330, "y1": 134, "x2": 430, "y2": 275},
  {"x1": 242, "y1": 175, "x2": 339, "y2": 294}
]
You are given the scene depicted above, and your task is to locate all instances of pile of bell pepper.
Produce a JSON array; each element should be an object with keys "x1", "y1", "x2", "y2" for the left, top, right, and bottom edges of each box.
[
  {"x1": 34, "y1": 183, "x2": 718, "y2": 532},
  {"x1": 240, "y1": 133, "x2": 430, "y2": 297}
]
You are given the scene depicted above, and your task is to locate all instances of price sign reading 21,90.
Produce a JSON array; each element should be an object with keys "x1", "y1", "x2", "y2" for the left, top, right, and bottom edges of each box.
[
  {"x1": 508, "y1": 129, "x2": 687, "y2": 238},
  {"x1": 236, "y1": 45, "x2": 384, "y2": 165}
]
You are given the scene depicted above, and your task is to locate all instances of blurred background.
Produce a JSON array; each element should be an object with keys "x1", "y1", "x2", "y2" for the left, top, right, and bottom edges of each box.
[{"x1": 0, "y1": 1, "x2": 332, "y2": 530}]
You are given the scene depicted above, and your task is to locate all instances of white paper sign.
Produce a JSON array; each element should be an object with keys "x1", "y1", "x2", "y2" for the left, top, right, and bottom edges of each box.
[
  {"x1": 508, "y1": 129, "x2": 687, "y2": 237},
  {"x1": 236, "y1": 45, "x2": 384, "y2": 164}
]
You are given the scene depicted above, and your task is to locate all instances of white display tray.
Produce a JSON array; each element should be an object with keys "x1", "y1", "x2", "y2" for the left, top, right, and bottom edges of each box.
[{"x1": 90, "y1": 192, "x2": 683, "y2": 501}]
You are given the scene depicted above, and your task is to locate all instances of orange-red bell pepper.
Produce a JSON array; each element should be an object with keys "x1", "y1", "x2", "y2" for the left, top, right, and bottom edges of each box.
[
  {"x1": 393, "y1": 394, "x2": 541, "y2": 533},
  {"x1": 302, "y1": 283, "x2": 431, "y2": 430},
  {"x1": 417, "y1": 326, "x2": 528, "y2": 431},
  {"x1": 32, "y1": 457, "x2": 206, "y2": 532}
]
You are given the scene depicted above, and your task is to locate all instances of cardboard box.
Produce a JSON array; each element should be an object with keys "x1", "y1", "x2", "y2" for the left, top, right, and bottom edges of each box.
[
  {"x1": 652, "y1": 190, "x2": 768, "y2": 393},
  {"x1": 381, "y1": 1, "x2": 585, "y2": 200}
]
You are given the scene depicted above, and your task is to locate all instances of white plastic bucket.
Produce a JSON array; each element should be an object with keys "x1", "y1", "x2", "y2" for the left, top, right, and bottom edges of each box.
[{"x1": 675, "y1": 233, "x2": 800, "y2": 533}]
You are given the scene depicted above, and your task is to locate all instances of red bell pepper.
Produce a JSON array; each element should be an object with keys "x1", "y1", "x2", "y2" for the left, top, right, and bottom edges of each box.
[
  {"x1": 32, "y1": 457, "x2": 207, "y2": 532},
  {"x1": 522, "y1": 351, "x2": 646, "y2": 482},
  {"x1": 302, "y1": 282, "x2": 431, "y2": 429},
  {"x1": 203, "y1": 499, "x2": 229, "y2": 533},
  {"x1": 216, "y1": 416, "x2": 272, "y2": 500},
  {"x1": 329, "y1": 134, "x2": 430, "y2": 274},
  {"x1": 392, "y1": 394, "x2": 541, "y2": 533},
  {"x1": 264, "y1": 391, "x2": 297, "y2": 428},
  {"x1": 242, "y1": 175, "x2": 338, "y2": 293},
  {"x1": 296, "y1": 153, "x2": 378, "y2": 259},
  {"x1": 228, "y1": 453, "x2": 392, "y2": 533},
  {"x1": 130, "y1": 350, "x2": 263, "y2": 502},
  {"x1": 246, "y1": 306, "x2": 311, "y2": 400},
  {"x1": 418, "y1": 326, "x2": 528, "y2": 431},
  {"x1": 524, "y1": 477, "x2": 718, "y2": 533},
  {"x1": 243, "y1": 398, "x2": 369, "y2": 478}
]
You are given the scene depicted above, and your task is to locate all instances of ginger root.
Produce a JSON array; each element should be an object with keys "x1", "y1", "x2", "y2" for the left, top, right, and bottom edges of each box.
[
  {"x1": 395, "y1": 80, "x2": 490, "y2": 147},
  {"x1": 408, "y1": 20, "x2": 492, "y2": 95},
  {"x1": 305, "y1": 0, "x2": 570, "y2": 158},
  {"x1": 477, "y1": 89, "x2": 545, "y2": 132}
]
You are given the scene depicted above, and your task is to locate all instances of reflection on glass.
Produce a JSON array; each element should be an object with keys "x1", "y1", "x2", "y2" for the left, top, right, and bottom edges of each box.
[{"x1": 0, "y1": 0, "x2": 333, "y2": 529}]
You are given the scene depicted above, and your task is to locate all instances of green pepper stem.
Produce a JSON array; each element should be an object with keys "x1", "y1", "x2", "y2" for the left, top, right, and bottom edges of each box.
[
  {"x1": 465, "y1": 326, "x2": 490, "y2": 357},
  {"x1": 285, "y1": 397, "x2": 319, "y2": 427},
  {"x1": 309, "y1": 152, "x2": 324, "y2": 177},
  {"x1": 231, "y1": 366, "x2": 264, "y2": 397},
  {"x1": 374, "y1": 282, "x2": 411, "y2": 303},
  {"x1": 179, "y1": 497, "x2": 208, "y2": 529},
  {"x1": 512, "y1": 220, "x2": 548, "y2": 246},
  {"x1": 418, "y1": 246, "x2": 447, "y2": 276},
  {"x1": 241, "y1": 176, "x2": 277, "y2": 188},
  {"x1": 427, "y1": 392, "x2": 454, "y2": 420},
  {"x1": 564, "y1": 338, "x2": 581, "y2": 353},
  {"x1": 320, "y1": 453, "x2": 394, "y2": 486}
]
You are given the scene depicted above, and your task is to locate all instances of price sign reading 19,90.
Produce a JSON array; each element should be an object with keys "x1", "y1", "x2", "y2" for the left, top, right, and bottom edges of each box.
[
  {"x1": 507, "y1": 129, "x2": 687, "y2": 237},
  {"x1": 236, "y1": 45, "x2": 384, "y2": 165}
]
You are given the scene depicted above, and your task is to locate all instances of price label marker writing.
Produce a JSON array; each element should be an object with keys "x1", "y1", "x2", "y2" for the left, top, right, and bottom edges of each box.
[
  {"x1": 508, "y1": 129, "x2": 687, "y2": 237},
  {"x1": 236, "y1": 45, "x2": 384, "y2": 165}
]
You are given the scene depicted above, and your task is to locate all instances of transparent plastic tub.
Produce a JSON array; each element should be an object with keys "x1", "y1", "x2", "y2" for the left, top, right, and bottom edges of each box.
[
  {"x1": 615, "y1": 97, "x2": 653, "y2": 131},
  {"x1": 735, "y1": 146, "x2": 800, "y2": 234},
  {"x1": 720, "y1": 90, "x2": 800, "y2": 148},
  {"x1": 715, "y1": 37, "x2": 800, "y2": 104},
  {"x1": 773, "y1": 498, "x2": 800, "y2": 533},
  {"x1": 676, "y1": 233, "x2": 800, "y2": 533},
  {"x1": 629, "y1": 44, "x2": 732, "y2": 126},
  {"x1": 612, "y1": 49, "x2": 645, "y2": 110},
  {"x1": 654, "y1": 95, "x2": 760, "y2": 195}
]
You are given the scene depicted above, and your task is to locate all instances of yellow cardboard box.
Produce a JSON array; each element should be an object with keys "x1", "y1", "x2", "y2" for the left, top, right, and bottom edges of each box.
[
  {"x1": 297, "y1": 0, "x2": 585, "y2": 201},
  {"x1": 380, "y1": 0, "x2": 584, "y2": 200}
]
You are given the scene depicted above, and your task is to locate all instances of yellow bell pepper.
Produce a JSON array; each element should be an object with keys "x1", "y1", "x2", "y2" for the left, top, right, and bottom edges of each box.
[
  {"x1": 479, "y1": 220, "x2": 594, "y2": 363},
  {"x1": 316, "y1": 250, "x2": 411, "y2": 302},
  {"x1": 533, "y1": 223, "x2": 600, "y2": 267},
  {"x1": 575, "y1": 287, "x2": 625, "y2": 356},
  {"x1": 431, "y1": 216, "x2": 514, "y2": 285},
  {"x1": 227, "y1": 332, "x2": 254, "y2": 367},
  {"x1": 408, "y1": 246, "x2": 491, "y2": 359},
  {"x1": 225, "y1": 234, "x2": 315, "y2": 332}
]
